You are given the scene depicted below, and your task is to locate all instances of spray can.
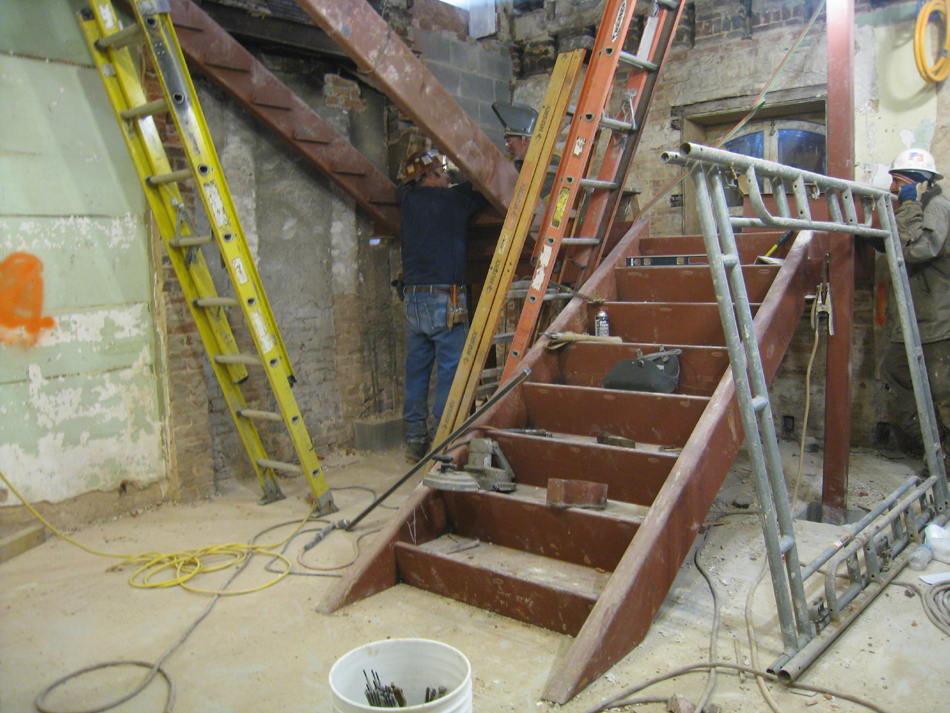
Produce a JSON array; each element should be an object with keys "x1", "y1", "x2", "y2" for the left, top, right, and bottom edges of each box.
[{"x1": 594, "y1": 310, "x2": 610, "y2": 337}]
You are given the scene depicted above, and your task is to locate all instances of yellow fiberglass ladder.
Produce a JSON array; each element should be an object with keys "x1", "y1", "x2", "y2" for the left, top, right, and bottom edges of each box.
[{"x1": 79, "y1": 0, "x2": 335, "y2": 512}]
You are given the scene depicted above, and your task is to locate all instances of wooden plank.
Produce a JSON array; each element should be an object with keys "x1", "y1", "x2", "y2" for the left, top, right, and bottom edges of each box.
[
  {"x1": 0, "y1": 525, "x2": 46, "y2": 564},
  {"x1": 522, "y1": 383, "x2": 708, "y2": 448}
]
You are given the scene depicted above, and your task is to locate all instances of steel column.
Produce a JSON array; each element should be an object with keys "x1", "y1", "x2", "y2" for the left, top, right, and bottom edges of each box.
[{"x1": 822, "y1": 0, "x2": 856, "y2": 524}]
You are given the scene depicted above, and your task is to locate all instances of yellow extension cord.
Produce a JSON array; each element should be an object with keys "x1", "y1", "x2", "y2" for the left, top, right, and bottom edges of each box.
[
  {"x1": 0, "y1": 466, "x2": 311, "y2": 596},
  {"x1": 915, "y1": 0, "x2": 950, "y2": 83}
]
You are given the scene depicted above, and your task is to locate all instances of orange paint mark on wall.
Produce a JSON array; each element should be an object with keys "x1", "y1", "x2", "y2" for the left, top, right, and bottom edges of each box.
[{"x1": 0, "y1": 252, "x2": 56, "y2": 347}]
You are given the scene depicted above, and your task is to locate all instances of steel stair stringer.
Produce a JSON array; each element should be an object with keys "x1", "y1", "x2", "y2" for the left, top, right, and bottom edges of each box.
[
  {"x1": 320, "y1": 224, "x2": 824, "y2": 703},
  {"x1": 540, "y1": 231, "x2": 822, "y2": 703},
  {"x1": 116, "y1": 0, "x2": 402, "y2": 237}
]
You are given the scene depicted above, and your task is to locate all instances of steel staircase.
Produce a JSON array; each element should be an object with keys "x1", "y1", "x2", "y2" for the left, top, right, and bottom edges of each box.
[{"x1": 322, "y1": 222, "x2": 824, "y2": 703}]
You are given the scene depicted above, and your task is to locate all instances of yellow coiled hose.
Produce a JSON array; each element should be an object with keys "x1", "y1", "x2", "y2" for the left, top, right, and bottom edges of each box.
[{"x1": 915, "y1": 0, "x2": 950, "y2": 83}]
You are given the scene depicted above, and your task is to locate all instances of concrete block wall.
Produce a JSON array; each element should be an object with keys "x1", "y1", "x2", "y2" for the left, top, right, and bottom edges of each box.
[{"x1": 414, "y1": 27, "x2": 514, "y2": 153}]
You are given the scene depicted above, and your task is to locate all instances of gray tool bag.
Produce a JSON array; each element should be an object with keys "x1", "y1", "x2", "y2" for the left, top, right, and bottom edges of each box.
[{"x1": 601, "y1": 347, "x2": 683, "y2": 394}]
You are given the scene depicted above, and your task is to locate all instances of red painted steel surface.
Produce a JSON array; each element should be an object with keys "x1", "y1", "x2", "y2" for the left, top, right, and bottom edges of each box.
[
  {"x1": 295, "y1": 0, "x2": 518, "y2": 214},
  {"x1": 442, "y1": 489, "x2": 639, "y2": 570},
  {"x1": 542, "y1": 233, "x2": 821, "y2": 703},
  {"x1": 394, "y1": 543, "x2": 598, "y2": 635},
  {"x1": 553, "y1": 342, "x2": 730, "y2": 396},
  {"x1": 491, "y1": 431, "x2": 675, "y2": 507},
  {"x1": 615, "y1": 264, "x2": 779, "y2": 303},
  {"x1": 822, "y1": 0, "x2": 856, "y2": 524},
  {"x1": 133, "y1": 0, "x2": 403, "y2": 236},
  {"x1": 522, "y1": 383, "x2": 708, "y2": 448}
]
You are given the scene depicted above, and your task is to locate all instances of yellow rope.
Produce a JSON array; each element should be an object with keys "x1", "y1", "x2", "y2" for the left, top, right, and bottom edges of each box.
[
  {"x1": 915, "y1": 0, "x2": 950, "y2": 83},
  {"x1": 1, "y1": 466, "x2": 308, "y2": 595}
]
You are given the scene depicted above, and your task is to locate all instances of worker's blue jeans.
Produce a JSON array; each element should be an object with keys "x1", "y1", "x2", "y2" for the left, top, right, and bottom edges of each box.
[{"x1": 403, "y1": 291, "x2": 467, "y2": 444}]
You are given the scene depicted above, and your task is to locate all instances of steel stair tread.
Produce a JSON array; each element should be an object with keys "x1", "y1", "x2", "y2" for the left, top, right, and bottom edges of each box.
[{"x1": 393, "y1": 537, "x2": 608, "y2": 635}]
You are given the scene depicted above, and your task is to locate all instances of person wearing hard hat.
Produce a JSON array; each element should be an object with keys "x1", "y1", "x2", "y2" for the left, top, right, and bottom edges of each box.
[
  {"x1": 397, "y1": 149, "x2": 488, "y2": 461},
  {"x1": 492, "y1": 101, "x2": 560, "y2": 199},
  {"x1": 881, "y1": 148, "x2": 950, "y2": 453}
]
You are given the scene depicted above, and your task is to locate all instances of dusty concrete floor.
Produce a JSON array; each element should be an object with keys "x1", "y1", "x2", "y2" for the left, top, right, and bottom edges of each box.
[{"x1": 1, "y1": 444, "x2": 947, "y2": 712}]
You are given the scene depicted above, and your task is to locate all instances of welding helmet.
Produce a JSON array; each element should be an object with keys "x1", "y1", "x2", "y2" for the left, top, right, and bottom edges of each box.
[
  {"x1": 492, "y1": 101, "x2": 537, "y2": 138},
  {"x1": 890, "y1": 148, "x2": 942, "y2": 181},
  {"x1": 402, "y1": 149, "x2": 445, "y2": 184}
]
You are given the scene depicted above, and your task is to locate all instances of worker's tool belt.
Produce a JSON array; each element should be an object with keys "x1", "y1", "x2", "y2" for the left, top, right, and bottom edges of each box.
[{"x1": 404, "y1": 284, "x2": 462, "y2": 294}]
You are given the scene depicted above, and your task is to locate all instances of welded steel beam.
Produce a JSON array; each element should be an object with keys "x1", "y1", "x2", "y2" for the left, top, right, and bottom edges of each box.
[
  {"x1": 294, "y1": 0, "x2": 519, "y2": 213},
  {"x1": 120, "y1": 0, "x2": 402, "y2": 236},
  {"x1": 822, "y1": 0, "x2": 856, "y2": 525}
]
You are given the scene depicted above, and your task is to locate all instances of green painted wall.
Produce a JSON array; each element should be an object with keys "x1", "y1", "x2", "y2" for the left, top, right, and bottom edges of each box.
[{"x1": 0, "y1": 0, "x2": 165, "y2": 505}]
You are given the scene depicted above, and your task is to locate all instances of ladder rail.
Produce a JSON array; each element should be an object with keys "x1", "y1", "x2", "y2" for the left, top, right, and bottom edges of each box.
[
  {"x1": 686, "y1": 161, "x2": 812, "y2": 652},
  {"x1": 665, "y1": 141, "x2": 950, "y2": 681},
  {"x1": 567, "y1": 1, "x2": 684, "y2": 287},
  {"x1": 80, "y1": 1, "x2": 336, "y2": 511},
  {"x1": 501, "y1": 0, "x2": 638, "y2": 380},
  {"x1": 501, "y1": 0, "x2": 681, "y2": 382},
  {"x1": 431, "y1": 49, "x2": 586, "y2": 446}
]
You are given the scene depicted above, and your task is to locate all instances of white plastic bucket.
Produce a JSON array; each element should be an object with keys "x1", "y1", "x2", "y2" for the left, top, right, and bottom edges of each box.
[{"x1": 329, "y1": 638, "x2": 472, "y2": 713}]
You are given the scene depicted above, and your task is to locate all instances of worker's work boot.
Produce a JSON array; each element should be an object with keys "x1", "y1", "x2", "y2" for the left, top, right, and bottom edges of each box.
[{"x1": 405, "y1": 439, "x2": 429, "y2": 463}]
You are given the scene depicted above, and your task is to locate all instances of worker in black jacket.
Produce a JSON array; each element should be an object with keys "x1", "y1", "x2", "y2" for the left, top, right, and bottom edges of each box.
[{"x1": 398, "y1": 149, "x2": 488, "y2": 461}]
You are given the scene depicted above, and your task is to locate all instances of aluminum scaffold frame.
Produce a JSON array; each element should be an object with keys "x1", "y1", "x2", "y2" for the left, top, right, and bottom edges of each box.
[{"x1": 663, "y1": 142, "x2": 950, "y2": 682}]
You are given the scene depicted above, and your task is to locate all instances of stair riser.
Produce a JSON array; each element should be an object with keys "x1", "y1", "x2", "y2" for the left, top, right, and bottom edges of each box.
[
  {"x1": 394, "y1": 544, "x2": 596, "y2": 636},
  {"x1": 523, "y1": 384, "x2": 707, "y2": 448},
  {"x1": 615, "y1": 265, "x2": 778, "y2": 302},
  {"x1": 492, "y1": 433, "x2": 673, "y2": 507}
]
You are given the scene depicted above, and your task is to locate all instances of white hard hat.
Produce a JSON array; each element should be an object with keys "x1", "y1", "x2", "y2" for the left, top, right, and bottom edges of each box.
[{"x1": 890, "y1": 148, "x2": 943, "y2": 181}]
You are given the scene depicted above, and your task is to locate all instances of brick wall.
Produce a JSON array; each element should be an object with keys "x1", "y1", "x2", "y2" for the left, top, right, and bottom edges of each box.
[{"x1": 144, "y1": 61, "x2": 216, "y2": 503}]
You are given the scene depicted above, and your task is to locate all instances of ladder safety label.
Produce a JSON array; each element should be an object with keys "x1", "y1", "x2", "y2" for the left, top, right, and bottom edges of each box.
[
  {"x1": 611, "y1": 0, "x2": 627, "y2": 41},
  {"x1": 572, "y1": 137, "x2": 586, "y2": 156},
  {"x1": 205, "y1": 182, "x2": 229, "y2": 228},
  {"x1": 551, "y1": 187, "x2": 571, "y2": 229},
  {"x1": 98, "y1": 3, "x2": 117, "y2": 30},
  {"x1": 531, "y1": 246, "x2": 553, "y2": 291},
  {"x1": 251, "y1": 312, "x2": 275, "y2": 353},
  {"x1": 230, "y1": 256, "x2": 248, "y2": 285}
]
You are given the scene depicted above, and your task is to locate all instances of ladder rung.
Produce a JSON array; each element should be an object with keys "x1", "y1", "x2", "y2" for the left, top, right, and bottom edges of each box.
[
  {"x1": 599, "y1": 115, "x2": 636, "y2": 133},
  {"x1": 561, "y1": 237, "x2": 601, "y2": 246},
  {"x1": 146, "y1": 169, "x2": 192, "y2": 186},
  {"x1": 214, "y1": 353, "x2": 261, "y2": 366},
  {"x1": 657, "y1": 0, "x2": 680, "y2": 10},
  {"x1": 779, "y1": 535, "x2": 797, "y2": 555},
  {"x1": 194, "y1": 297, "x2": 240, "y2": 308},
  {"x1": 168, "y1": 235, "x2": 214, "y2": 248},
  {"x1": 480, "y1": 367, "x2": 504, "y2": 379},
  {"x1": 95, "y1": 23, "x2": 142, "y2": 50},
  {"x1": 494, "y1": 332, "x2": 514, "y2": 344},
  {"x1": 237, "y1": 408, "x2": 285, "y2": 422},
  {"x1": 256, "y1": 458, "x2": 303, "y2": 476},
  {"x1": 476, "y1": 383, "x2": 497, "y2": 398},
  {"x1": 120, "y1": 98, "x2": 168, "y2": 120},
  {"x1": 579, "y1": 178, "x2": 621, "y2": 191},
  {"x1": 618, "y1": 50, "x2": 658, "y2": 73}
]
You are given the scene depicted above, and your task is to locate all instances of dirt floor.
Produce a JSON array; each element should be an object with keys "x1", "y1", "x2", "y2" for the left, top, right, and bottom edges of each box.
[{"x1": 1, "y1": 443, "x2": 947, "y2": 712}]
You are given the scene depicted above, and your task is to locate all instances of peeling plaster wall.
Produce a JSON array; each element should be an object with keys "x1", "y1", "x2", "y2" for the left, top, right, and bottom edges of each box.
[{"x1": 0, "y1": 0, "x2": 169, "y2": 518}]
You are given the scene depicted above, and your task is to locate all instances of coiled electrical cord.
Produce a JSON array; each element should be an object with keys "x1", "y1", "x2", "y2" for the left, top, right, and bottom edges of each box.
[{"x1": 915, "y1": 0, "x2": 950, "y2": 83}]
